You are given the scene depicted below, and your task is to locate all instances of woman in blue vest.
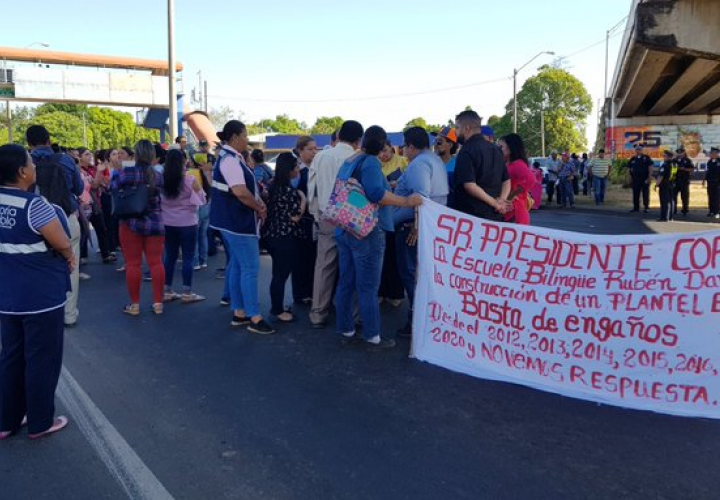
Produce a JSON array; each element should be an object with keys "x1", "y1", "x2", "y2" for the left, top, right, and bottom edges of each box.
[
  {"x1": 209, "y1": 120, "x2": 274, "y2": 334},
  {"x1": 0, "y1": 144, "x2": 73, "y2": 440}
]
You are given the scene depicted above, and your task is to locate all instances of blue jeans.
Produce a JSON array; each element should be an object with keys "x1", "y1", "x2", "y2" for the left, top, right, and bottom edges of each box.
[
  {"x1": 335, "y1": 228, "x2": 385, "y2": 340},
  {"x1": 164, "y1": 225, "x2": 198, "y2": 291},
  {"x1": 223, "y1": 232, "x2": 260, "y2": 317},
  {"x1": 193, "y1": 203, "x2": 211, "y2": 267},
  {"x1": 395, "y1": 224, "x2": 417, "y2": 319},
  {"x1": 561, "y1": 178, "x2": 575, "y2": 207},
  {"x1": 593, "y1": 177, "x2": 607, "y2": 204}
]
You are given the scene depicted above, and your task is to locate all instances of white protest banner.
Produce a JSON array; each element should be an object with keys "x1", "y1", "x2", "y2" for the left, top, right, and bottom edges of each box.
[{"x1": 412, "y1": 200, "x2": 720, "y2": 419}]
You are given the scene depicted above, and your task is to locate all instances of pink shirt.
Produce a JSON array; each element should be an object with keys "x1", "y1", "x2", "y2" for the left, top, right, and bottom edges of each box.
[
  {"x1": 161, "y1": 175, "x2": 206, "y2": 227},
  {"x1": 504, "y1": 159, "x2": 537, "y2": 225}
]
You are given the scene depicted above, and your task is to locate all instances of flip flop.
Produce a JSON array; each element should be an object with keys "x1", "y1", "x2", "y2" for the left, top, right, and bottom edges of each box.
[
  {"x1": 152, "y1": 303, "x2": 164, "y2": 315},
  {"x1": 181, "y1": 293, "x2": 206, "y2": 304},
  {"x1": 163, "y1": 292, "x2": 181, "y2": 303},
  {"x1": 122, "y1": 304, "x2": 140, "y2": 316},
  {"x1": 28, "y1": 416, "x2": 68, "y2": 440}
]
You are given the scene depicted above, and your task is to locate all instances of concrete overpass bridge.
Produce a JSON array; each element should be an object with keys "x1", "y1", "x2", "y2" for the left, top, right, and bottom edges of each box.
[{"x1": 605, "y1": 0, "x2": 720, "y2": 160}]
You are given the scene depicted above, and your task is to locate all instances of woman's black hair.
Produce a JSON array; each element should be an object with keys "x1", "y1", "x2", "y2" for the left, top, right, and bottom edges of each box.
[
  {"x1": 121, "y1": 146, "x2": 134, "y2": 158},
  {"x1": 271, "y1": 152, "x2": 298, "y2": 190},
  {"x1": 362, "y1": 125, "x2": 387, "y2": 156},
  {"x1": 0, "y1": 144, "x2": 29, "y2": 185},
  {"x1": 500, "y1": 133, "x2": 529, "y2": 165},
  {"x1": 251, "y1": 149, "x2": 265, "y2": 164},
  {"x1": 217, "y1": 120, "x2": 246, "y2": 143},
  {"x1": 163, "y1": 149, "x2": 185, "y2": 199}
]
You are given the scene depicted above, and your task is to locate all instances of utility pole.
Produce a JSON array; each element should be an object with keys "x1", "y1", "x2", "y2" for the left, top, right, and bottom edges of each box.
[
  {"x1": 167, "y1": 0, "x2": 178, "y2": 141},
  {"x1": 6, "y1": 102, "x2": 12, "y2": 144},
  {"x1": 540, "y1": 108, "x2": 545, "y2": 158},
  {"x1": 204, "y1": 80, "x2": 208, "y2": 112}
]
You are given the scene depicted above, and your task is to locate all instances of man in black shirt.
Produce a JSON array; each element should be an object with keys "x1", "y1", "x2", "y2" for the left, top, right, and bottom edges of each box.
[
  {"x1": 452, "y1": 110, "x2": 510, "y2": 220},
  {"x1": 704, "y1": 147, "x2": 720, "y2": 218},
  {"x1": 654, "y1": 150, "x2": 675, "y2": 222},
  {"x1": 627, "y1": 143, "x2": 653, "y2": 213},
  {"x1": 673, "y1": 147, "x2": 694, "y2": 216}
]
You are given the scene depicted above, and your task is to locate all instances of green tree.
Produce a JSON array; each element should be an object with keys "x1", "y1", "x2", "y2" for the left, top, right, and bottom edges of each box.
[
  {"x1": 267, "y1": 114, "x2": 306, "y2": 134},
  {"x1": 85, "y1": 107, "x2": 158, "y2": 149},
  {"x1": 310, "y1": 116, "x2": 344, "y2": 135},
  {"x1": 499, "y1": 66, "x2": 592, "y2": 155},
  {"x1": 33, "y1": 111, "x2": 89, "y2": 147},
  {"x1": 486, "y1": 114, "x2": 512, "y2": 139},
  {"x1": 0, "y1": 105, "x2": 35, "y2": 145},
  {"x1": 35, "y1": 103, "x2": 87, "y2": 118}
]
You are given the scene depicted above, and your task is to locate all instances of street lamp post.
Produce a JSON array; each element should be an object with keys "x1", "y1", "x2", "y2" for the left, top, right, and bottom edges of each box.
[
  {"x1": 513, "y1": 51, "x2": 554, "y2": 133},
  {"x1": 167, "y1": 0, "x2": 178, "y2": 142}
]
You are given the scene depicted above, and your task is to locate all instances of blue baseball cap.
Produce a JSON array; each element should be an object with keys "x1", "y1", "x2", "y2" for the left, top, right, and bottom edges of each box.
[{"x1": 481, "y1": 125, "x2": 494, "y2": 138}]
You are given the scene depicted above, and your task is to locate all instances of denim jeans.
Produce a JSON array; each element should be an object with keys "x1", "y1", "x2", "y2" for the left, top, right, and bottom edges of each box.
[
  {"x1": 164, "y1": 225, "x2": 198, "y2": 291},
  {"x1": 335, "y1": 228, "x2": 385, "y2": 340},
  {"x1": 561, "y1": 178, "x2": 575, "y2": 207},
  {"x1": 223, "y1": 232, "x2": 260, "y2": 317},
  {"x1": 593, "y1": 177, "x2": 607, "y2": 204},
  {"x1": 193, "y1": 203, "x2": 211, "y2": 267},
  {"x1": 395, "y1": 224, "x2": 417, "y2": 319}
]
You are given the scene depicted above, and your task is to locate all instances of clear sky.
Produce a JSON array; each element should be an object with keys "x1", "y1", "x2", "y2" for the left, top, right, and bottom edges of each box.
[{"x1": 2, "y1": 0, "x2": 632, "y2": 146}]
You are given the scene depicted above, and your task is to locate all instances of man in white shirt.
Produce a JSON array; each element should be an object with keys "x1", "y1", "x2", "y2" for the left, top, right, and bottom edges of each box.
[{"x1": 307, "y1": 120, "x2": 364, "y2": 328}]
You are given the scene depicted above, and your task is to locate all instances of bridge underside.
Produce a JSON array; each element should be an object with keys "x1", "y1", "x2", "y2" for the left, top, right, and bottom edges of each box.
[{"x1": 614, "y1": 0, "x2": 720, "y2": 119}]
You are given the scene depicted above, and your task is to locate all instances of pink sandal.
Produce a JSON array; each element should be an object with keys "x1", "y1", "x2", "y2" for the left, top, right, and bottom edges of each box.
[{"x1": 28, "y1": 416, "x2": 68, "y2": 440}]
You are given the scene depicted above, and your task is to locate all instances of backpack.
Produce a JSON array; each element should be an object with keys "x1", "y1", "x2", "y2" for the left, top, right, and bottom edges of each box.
[{"x1": 34, "y1": 154, "x2": 74, "y2": 215}]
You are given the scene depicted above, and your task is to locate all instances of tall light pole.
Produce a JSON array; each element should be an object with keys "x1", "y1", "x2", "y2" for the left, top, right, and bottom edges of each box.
[
  {"x1": 513, "y1": 51, "x2": 554, "y2": 133},
  {"x1": 167, "y1": 0, "x2": 177, "y2": 142}
]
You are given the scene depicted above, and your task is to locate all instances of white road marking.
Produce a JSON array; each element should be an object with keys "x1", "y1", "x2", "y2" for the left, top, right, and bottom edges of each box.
[{"x1": 57, "y1": 367, "x2": 175, "y2": 500}]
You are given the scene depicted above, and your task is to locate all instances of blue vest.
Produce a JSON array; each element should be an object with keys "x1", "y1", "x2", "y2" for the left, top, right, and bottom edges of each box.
[
  {"x1": 0, "y1": 188, "x2": 70, "y2": 314},
  {"x1": 209, "y1": 147, "x2": 259, "y2": 236}
]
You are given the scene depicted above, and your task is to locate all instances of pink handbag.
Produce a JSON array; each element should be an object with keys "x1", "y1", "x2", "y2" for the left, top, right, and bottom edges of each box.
[{"x1": 321, "y1": 160, "x2": 379, "y2": 239}]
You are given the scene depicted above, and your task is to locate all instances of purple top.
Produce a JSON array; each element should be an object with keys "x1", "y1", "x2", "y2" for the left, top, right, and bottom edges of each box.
[{"x1": 161, "y1": 175, "x2": 206, "y2": 227}]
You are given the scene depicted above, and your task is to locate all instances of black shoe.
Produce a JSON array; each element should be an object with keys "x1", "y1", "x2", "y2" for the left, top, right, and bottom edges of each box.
[
  {"x1": 682, "y1": 211, "x2": 688, "y2": 216},
  {"x1": 629, "y1": 209, "x2": 639, "y2": 213},
  {"x1": 707, "y1": 213, "x2": 714, "y2": 218},
  {"x1": 643, "y1": 208, "x2": 649, "y2": 213},
  {"x1": 367, "y1": 339, "x2": 396, "y2": 351},
  {"x1": 397, "y1": 324, "x2": 412, "y2": 338},
  {"x1": 656, "y1": 218, "x2": 669, "y2": 222},
  {"x1": 340, "y1": 333, "x2": 363, "y2": 346},
  {"x1": 247, "y1": 319, "x2": 275, "y2": 335},
  {"x1": 231, "y1": 314, "x2": 251, "y2": 326}
]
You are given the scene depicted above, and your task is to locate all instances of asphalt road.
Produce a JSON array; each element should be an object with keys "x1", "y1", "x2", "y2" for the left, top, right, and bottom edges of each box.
[{"x1": 3, "y1": 208, "x2": 720, "y2": 500}]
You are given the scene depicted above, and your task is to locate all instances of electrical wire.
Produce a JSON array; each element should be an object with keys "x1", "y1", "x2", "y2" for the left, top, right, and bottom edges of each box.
[{"x1": 207, "y1": 16, "x2": 630, "y2": 105}]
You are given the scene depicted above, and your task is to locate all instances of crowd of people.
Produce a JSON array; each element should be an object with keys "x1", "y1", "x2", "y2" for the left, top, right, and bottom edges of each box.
[
  {"x1": 0, "y1": 112, "x2": 542, "y2": 438},
  {"x1": 4, "y1": 114, "x2": 720, "y2": 439}
]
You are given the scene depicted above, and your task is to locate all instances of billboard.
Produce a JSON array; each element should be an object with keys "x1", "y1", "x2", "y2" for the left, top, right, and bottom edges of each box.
[
  {"x1": 606, "y1": 124, "x2": 720, "y2": 169},
  {"x1": 12, "y1": 68, "x2": 169, "y2": 107}
]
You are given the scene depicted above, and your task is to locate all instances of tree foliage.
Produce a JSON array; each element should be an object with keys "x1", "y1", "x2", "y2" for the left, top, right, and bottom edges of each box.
[
  {"x1": 497, "y1": 66, "x2": 592, "y2": 155},
  {"x1": 310, "y1": 116, "x2": 344, "y2": 135},
  {"x1": 0, "y1": 104, "x2": 159, "y2": 148}
]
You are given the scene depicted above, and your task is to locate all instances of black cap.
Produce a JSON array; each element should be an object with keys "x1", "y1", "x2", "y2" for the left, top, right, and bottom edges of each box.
[
  {"x1": 663, "y1": 150, "x2": 674, "y2": 157},
  {"x1": 711, "y1": 147, "x2": 720, "y2": 154},
  {"x1": 676, "y1": 147, "x2": 686, "y2": 154}
]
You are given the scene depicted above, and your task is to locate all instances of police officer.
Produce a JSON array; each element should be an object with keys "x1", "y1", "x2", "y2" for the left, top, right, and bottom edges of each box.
[
  {"x1": 627, "y1": 143, "x2": 653, "y2": 213},
  {"x1": 655, "y1": 150, "x2": 676, "y2": 222},
  {"x1": 704, "y1": 147, "x2": 720, "y2": 219},
  {"x1": 0, "y1": 144, "x2": 73, "y2": 439},
  {"x1": 673, "y1": 147, "x2": 694, "y2": 216}
]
